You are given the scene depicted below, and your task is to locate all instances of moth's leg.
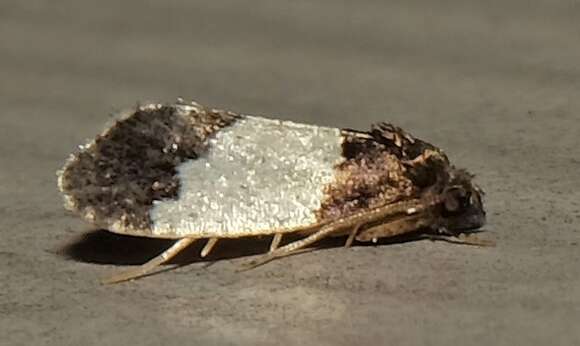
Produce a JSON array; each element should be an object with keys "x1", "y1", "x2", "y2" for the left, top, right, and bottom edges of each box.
[
  {"x1": 270, "y1": 233, "x2": 283, "y2": 252},
  {"x1": 201, "y1": 238, "x2": 219, "y2": 258},
  {"x1": 344, "y1": 223, "x2": 363, "y2": 248},
  {"x1": 244, "y1": 198, "x2": 441, "y2": 270},
  {"x1": 421, "y1": 233, "x2": 495, "y2": 246},
  {"x1": 245, "y1": 222, "x2": 345, "y2": 269},
  {"x1": 350, "y1": 196, "x2": 441, "y2": 229},
  {"x1": 102, "y1": 237, "x2": 198, "y2": 284},
  {"x1": 355, "y1": 214, "x2": 433, "y2": 242}
]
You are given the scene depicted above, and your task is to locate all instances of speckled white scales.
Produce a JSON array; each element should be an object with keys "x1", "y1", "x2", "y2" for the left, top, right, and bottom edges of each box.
[{"x1": 150, "y1": 115, "x2": 344, "y2": 238}]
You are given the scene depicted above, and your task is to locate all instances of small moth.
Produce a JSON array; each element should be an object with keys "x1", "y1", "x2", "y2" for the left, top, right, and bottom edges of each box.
[{"x1": 58, "y1": 99, "x2": 489, "y2": 283}]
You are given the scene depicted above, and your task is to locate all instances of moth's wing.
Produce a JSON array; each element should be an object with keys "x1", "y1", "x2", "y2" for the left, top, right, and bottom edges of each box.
[{"x1": 58, "y1": 102, "x2": 345, "y2": 239}]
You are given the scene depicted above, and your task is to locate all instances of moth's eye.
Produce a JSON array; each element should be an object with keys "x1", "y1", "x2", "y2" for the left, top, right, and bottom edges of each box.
[
  {"x1": 462, "y1": 191, "x2": 472, "y2": 209},
  {"x1": 444, "y1": 188, "x2": 470, "y2": 213},
  {"x1": 469, "y1": 193, "x2": 478, "y2": 207}
]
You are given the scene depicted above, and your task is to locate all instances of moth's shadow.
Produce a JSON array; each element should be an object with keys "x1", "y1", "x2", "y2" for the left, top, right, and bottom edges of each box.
[
  {"x1": 59, "y1": 229, "x2": 423, "y2": 266},
  {"x1": 60, "y1": 229, "x2": 342, "y2": 265}
]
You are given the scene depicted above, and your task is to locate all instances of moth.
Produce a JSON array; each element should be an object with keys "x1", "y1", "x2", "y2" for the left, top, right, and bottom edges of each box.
[{"x1": 58, "y1": 99, "x2": 489, "y2": 283}]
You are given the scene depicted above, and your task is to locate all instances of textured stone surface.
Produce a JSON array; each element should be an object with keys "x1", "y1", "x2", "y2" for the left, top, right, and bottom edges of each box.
[{"x1": 1, "y1": 1, "x2": 579, "y2": 345}]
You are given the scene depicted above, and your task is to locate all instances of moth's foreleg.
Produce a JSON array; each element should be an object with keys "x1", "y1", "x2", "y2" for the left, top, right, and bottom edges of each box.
[
  {"x1": 101, "y1": 237, "x2": 198, "y2": 284},
  {"x1": 355, "y1": 214, "x2": 434, "y2": 242}
]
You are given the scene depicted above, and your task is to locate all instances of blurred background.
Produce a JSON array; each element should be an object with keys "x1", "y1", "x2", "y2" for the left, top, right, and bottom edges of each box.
[{"x1": 1, "y1": 1, "x2": 579, "y2": 345}]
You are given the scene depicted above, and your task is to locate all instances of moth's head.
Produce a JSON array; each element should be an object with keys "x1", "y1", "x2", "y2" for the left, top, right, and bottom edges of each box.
[{"x1": 440, "y1": 169, "x2": 486, "y2": 232}]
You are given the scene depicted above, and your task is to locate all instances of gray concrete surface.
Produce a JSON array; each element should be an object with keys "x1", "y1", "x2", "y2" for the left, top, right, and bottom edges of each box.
[{"x1": 1, "y1": 1, "x2": 579, "y2": 345}]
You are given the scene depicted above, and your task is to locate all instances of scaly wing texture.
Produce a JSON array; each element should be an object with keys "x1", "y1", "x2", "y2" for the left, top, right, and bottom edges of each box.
[{"x1": 58, "y1": 100, "x2": 462, "y2": 240}]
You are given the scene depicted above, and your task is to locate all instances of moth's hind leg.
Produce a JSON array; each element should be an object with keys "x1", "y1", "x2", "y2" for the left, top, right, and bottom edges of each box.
[{"x1": 102, "y1": 237, "x2": 198, "y2": 284}]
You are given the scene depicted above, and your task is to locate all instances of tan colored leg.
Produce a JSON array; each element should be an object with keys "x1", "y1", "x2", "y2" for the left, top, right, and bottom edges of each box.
[
  {"x1": 344, "y1": 224, "x2": 362, "y2": 248},
  {"x1": 201, "y1": 238, "x2": 219, "y2": 258},
  {"x1": 270, "y1": 233, "x2": 283, "y2": 252},
  {"x1": 245, "y1": 222, "x2": 344, "y2": 269},
  {"x1": 101, "y1": 237, "x2": 198, "y2": 284},
  {"x1": 243, "y1": 197, "x2": 443, "y2": 270},
  {"x1": 342, "y1": 196, "x2": 440, "y2": 232},
  {"x1": 355, "y1": 214, "x2": 432, "y2": 242}
]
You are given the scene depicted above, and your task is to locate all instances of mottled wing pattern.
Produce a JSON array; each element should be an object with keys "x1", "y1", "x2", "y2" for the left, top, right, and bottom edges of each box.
[
  {"x1": 59, "y1": 101, "x2": 459, "y2": 240},
  {"x1": 317, "y1": 123, "x2": 450, "y2": 223}
]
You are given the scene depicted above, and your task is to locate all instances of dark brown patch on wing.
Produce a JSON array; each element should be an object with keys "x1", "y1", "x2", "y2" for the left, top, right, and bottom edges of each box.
[
  {"x1": 58, "y1": 101, "x2": 240, "y2": 231},
  {"x1": 316, "y1": 122, "x2": 450, "y2": 222}
]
